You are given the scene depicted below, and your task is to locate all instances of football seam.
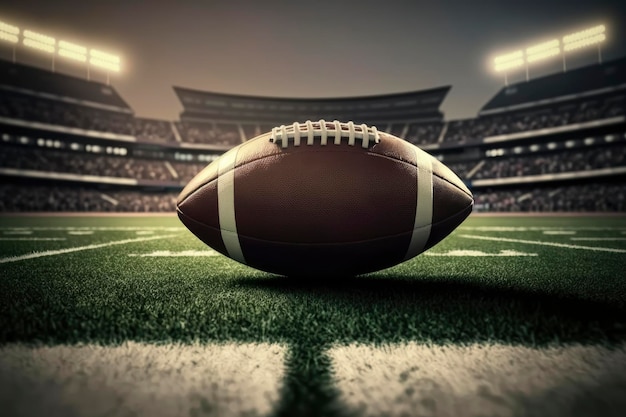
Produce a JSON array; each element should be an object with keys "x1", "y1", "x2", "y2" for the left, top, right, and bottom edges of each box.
[
  {"x1": 178, "y1": 141, "x2": 472, "y2": 205},
  {"x1": 177, "y1": 203, "x2": 472, "y2": 247}
]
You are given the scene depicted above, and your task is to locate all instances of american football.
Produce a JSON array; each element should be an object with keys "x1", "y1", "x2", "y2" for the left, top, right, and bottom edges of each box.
[
  {"x1": 2, "y1": 1, "x2": 626, "y2": 416},
  {"x1": 177, "y1": 120, "x2": 473, "y2": 276}
]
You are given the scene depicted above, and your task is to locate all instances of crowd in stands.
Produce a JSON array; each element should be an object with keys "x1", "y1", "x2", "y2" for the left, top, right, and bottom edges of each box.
[
  {"x1": 444, "y1": 93, "x2": 625, "y2": 143},
  {"x1": 447, "y1": 144, "x2": 626, "y2": 179},
  {"x1": 0, "y1": 145, "x2": 205, "y2": 183},
  {"x1": 0, "y1": 183, "x2": 177, "y2": 212},
  {"x1": 175, "y1": 121, "x2": 241, "y2": 146},
  {"x1": 0, "y1": 92, "x2": 176, "y2": 141},
  {"x1": 473, "y1": 183, "x2": 626, "y2": 212},
  {"x1": 1, "y1": 181, "x2": 623, "y2": 212},
  {"x1": 403, "y1": 122, "x2": 443, "y2": 145}
]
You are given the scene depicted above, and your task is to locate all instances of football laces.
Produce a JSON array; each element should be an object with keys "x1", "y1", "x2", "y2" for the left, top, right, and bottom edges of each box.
[{"x1": 269, "y1": 120, "x2": 380, "y2": 148}]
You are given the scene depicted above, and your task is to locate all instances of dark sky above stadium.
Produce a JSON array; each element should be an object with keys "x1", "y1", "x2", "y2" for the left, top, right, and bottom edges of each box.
[{"x1": 2, "y1": 0, "x2": 626, "y2": 121}]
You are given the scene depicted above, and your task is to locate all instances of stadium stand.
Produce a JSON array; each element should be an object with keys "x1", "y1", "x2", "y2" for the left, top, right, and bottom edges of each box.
[{"x1": 0, "y1": 56, "x2": 625, "y2": 212}]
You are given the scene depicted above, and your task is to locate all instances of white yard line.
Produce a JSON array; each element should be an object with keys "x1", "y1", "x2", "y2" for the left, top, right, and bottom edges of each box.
[
  {"x1": 459, "y1": 234, "x2": 626, "y2": 253},
  {"x1": 329, "y1": 342, "x2": 626, "y2": 417},
  {"x1": 128, "y1": 250, "x2": 220, "y2": 257},
  {"x1": 0, "y1": 234, "x2": 180, "y2": 264},
  {"x1": 0, "y1": 238, "x2": 66, "y2": 241},
  {"x1": 424, "y1": 249, "x2": 537, "y2": 257},
  {"x1": 0, "y1": 227, "x2": 184, "y2": 231},
  {"x1": 0, "y1": 342, "x2": 286, "y2": 417},
  {"x1": 570, "y1": 237, "x2": 626, "y2": 241}
]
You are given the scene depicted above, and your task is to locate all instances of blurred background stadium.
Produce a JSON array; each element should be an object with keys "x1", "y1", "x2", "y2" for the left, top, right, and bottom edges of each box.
[{"x1": 0, "y1": 4, "x2": 625, "y2": 214}]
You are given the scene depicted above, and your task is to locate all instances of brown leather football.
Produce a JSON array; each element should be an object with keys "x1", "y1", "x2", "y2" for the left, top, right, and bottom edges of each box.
[{"x1": 177, "y1": 120, "x2": 473, "y2": 276}]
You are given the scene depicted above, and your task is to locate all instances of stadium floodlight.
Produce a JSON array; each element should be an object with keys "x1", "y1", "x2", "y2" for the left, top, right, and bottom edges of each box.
[
  {"x1": 0, "y1": 31, "x2": 18, "y2": 44},
  {"x1": 493, "y1": 50, "x2": 524, "y2": 72},
  {"x1": 89, "y1": 48, "x2": 120, "y2": 76},
  {"x1": 23, "y1": 30, "x2": 55, "y2": 55},
  {"x1": 563, "y1": 25, "x2": 605, "y2": 44},
  {"x1": 562, "y1": 24, "x2": 606, "y2": 69},
  {"x1": 0, "y1": 21, "x2": 19, "y2": 35},
  {"x1": 563, "y1": 33, "x2": 606, "y2": 51},
  {"x1": 59, "y1": 40, "x2": 87, "y2": 62},
  {"x1": 23, "y1": 38, "x2": 55, "y2": 53},
  {"x1": 0, "y1": 21, "x2": 19, "y2": 62},
  {"x1": 526, "y1": 39, "x2": 560, "y2": 63},
  {"x1": 23, "y1": 29, "x2": 55, "y2": 45}
]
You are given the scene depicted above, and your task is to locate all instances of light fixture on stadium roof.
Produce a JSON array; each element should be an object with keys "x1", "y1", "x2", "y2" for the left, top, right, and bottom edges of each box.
[
  {"x1": 23, "y1": 38, "x2": 55, "y2": 53},
  {"x1": 0, "y1": 21, "x2": 20, "y2": 63},
  {"x1": 562, "y1": 24, "x2": 606, "y2": 70},
  {"x1": 90, "y1": 48, "x2": 120, "y2": 64},
  {"x1": 0, "y1": 21, "x2": 19, "y2": 44},
  {"x1": 23, "y1": 30, "x2": 55, "y2": 53},
  {"x1": 493, "y1": 50, "x2": 524, "y2": 86},
  {"x1": 89, "y1": 57, "x2": 120, "y2": 72},
  {"x1": 0, "y1": 31, "x2": 18, "y2": 44},
  {"x1": 525, "y1": 39, "x2": 560, "y2": 63},
  {"x1": 563, "y1": 33, "x2": 606, "y2": 51},
  {"x1": 0, "y1": 21, "x2": 19, "y2": 35},
  {"x1": 563, "y1": 25, "x2": 605, "y2": 44},
  {"x1": 58, "y1": 40, "x2": 87, "y2": 62},
  {"x1": 23, "y1": 29, "x2": 55, "y2": 45}
]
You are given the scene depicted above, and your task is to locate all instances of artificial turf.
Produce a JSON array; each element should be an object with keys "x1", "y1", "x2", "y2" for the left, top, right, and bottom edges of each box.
[{"x1": 1, "y1": 214, "x2": 625, "y2": 416}]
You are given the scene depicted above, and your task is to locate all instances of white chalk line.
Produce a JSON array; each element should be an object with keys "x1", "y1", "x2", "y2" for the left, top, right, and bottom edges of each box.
[
  {"x1": 0, "y1": 227, "x2": 184, "y2": 231},
  {"x1": 425, "y1": 249, "x2": 537, "y2": 257},
  {"x1": 542, "y1": 230, "x2": 576, "y2": 235},
  {"x1": 128, "y1": 250, "x2": 219, "y2": 257},
  {"x1": 0, "y1": 234, "x2": 180, "y2": 264},
  {"x1": 0, "y1": 238, "x2": 66, "y2": 241},
  {"x1": 3, "y1": 230, "x2": 33, "y2": 235},
  {"x1": 461, "y1": 226, "x2": 626, "y2": 232},
  {"x1": 459, "y1": 234, "x2": 626, "y2": 253},
  {"x1": 570, "y1": 237, "x2": 626, "y2": 241}
]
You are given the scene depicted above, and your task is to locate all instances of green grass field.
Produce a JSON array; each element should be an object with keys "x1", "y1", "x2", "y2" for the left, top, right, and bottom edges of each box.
[{"x1": 1, "y1": 214, "x2": 626, "y2": 417}]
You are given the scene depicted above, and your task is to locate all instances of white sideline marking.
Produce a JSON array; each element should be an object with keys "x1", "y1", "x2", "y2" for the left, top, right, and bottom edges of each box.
[
  {"x1": 0, "y1": 237, "x2": 66, "y2": 241},
  {"x1": 0, "y1": 234, "x2": 179, "y2": 264},
  {"x1": 0, "y1": 227, "x2": 184, "y2": 231},
  {"x1": 67, "y1": 231, "x2": 94, "y2": 235},
  {"x1": 3, "y1": 230, "x2": 33, "y2": 235},
  {"x1": 461, "y1": 226, "x2": 626, "y2": 232},
  {"x1": 129, "y1": 250, "x2": 220, "y2": 257},
  {"x1": 425, "y1": 249, "x2": 537, "y2": 257},
  {"x1": 459, "y1": 234, "x2": 626, "y2": 253},
  {"x1": 571, "y1": 237, "x2": 626, "y2": 241},
  {"x1": 543, "y1": 230, "x2": 576, "y2": 235},
  {"x1": 0, "y1": 342, "x2": 285, "y2": 417},
  {"x1": 135, "y1": 230, "x2": 155, "y2": 235},
  {"x1": 329, "y1": 342, "x2": 626, "y2": 417}
]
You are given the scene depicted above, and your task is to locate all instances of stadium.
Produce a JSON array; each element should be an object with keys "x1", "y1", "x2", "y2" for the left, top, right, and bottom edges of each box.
[{"x1": 1, "y1": 3, "x2": 626, "y2": 417}]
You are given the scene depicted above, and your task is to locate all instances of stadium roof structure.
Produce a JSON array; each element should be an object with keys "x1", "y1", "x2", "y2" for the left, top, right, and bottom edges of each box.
[
  {"x1": 0, "y1": 58, "x2": 131, "y2": 113},
  {"x1": 480, "y1": 56, "x2": 626, "y2": 116},
  {"x1": 173, "y1": 85, "x2": 451, "y2": 125}
]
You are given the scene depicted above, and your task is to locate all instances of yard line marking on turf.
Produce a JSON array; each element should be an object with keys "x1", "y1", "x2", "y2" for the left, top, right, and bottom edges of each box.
[
  {"x1": 425, "y1": 249, "x2": 537, "y2": 257},
  {"x1": 3, "y1": 230, "x2": 33, "y2": 235},
  {"x1": 543, "y1": 230, "x2": 576, "y2": 235},
  {"x1": 0, "y1": 342, "x2": 286, "y2": 417},
  {"x1": 0, "y1": 227, "x2": 185, "y2": 231},
  {"x1": 128, "y1": 250, "x2": 220, "y2": 257},
  {"x1": 0, "y1": 234, "x2": 180, "y2": 264},
  {"x1": 459, "y1": 234, "x2": 626, "y2": 253},
  {"x1": 570, "y1": 237, "x2": 626, "y2": 241},
  {"x1": 329, "y1": 342, "x2": 626, "y2": 417},
  {"x1": 67, "y1": 231, "x2": 94, "y2": 235},
  {"x1": 461, "y1": 227, "x2": 626, "y2": 232},
  {"x1": 0, "y1": 238, "x2": 66, "y2": 241}
]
